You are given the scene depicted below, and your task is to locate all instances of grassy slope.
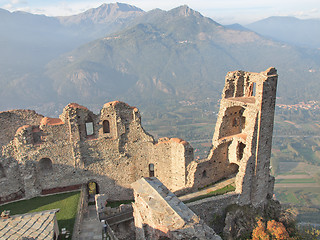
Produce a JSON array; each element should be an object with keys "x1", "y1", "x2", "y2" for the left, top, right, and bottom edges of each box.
[{"x1": 0, "y1": 191, "x2": 80, "y2": 236}]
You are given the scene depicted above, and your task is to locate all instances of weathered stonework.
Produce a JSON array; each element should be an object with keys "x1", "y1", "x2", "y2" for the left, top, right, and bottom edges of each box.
[
  {"x1": 187, "y1": 67, "x2": 277, "y2": 207},
  {"x1": 0, "y1": 67, "x2": 277, "y2": 215},
  {"x1": 0, "y1": 101, "x2": 193, "y2": 203},
  {"x1": 131, "y1": 177, "x2": 222, "y2": 240}
]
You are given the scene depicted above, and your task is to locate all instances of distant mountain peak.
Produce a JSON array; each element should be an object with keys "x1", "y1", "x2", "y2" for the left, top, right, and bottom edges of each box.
[
  {"x1": 58, "y1": 2, "x2": 144, "y2": 25},
  {"x1": 98, "y1": 2, "x2": 144, "y2": 13},
  {"x1": 170, "y1": 5, "x2": 203, "y2": 18}
]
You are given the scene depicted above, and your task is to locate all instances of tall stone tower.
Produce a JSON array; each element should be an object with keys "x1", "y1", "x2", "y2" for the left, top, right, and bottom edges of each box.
[{"x1": 211, "y1": 67, "x2": 278, "y2": 206}]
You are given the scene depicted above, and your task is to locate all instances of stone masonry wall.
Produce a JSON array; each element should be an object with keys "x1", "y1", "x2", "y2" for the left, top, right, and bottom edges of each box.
[
  {"x1": 0, "y1": 101, "x2": 193, "y2": 201},
  {"x1": 188, "y1": 67, "x2": 278, "y2": 207},
  {"x1": 131, "y1": 177, "x2": 222, "y2": 240},
  {"x1": 0, "y1": 68, "x2": 277, "y2": 212}
]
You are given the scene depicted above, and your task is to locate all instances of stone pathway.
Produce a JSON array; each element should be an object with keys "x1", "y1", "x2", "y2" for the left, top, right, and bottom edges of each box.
[
  {"x1": 79, "y1": 205, "x2": 102, "y2": 240},
  {"x1": 179, "y1": 176, "x2": 236, "y2": 202}
]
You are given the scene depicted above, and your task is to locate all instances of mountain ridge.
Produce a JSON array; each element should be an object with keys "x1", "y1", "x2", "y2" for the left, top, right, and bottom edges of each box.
[
  {"x1": 246, "y1": 16, "x2": 320, "y2": 48},
  {"x1": 1, "y1": 3, "x2": 320, "y2": 115},
  {"x1": 44, "y1": 5, "x2": 320, "y2": 113},
  {"x1": 58, "y1": 2, "x2": 144, "y2": 25}
]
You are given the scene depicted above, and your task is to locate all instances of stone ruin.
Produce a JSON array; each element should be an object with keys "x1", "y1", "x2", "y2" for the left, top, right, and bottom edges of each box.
[
  {"x1": 0, "y1": 67, "x2": 277, "y2": 238},
  {"x1": 132, "y1": 177, "x2": 222, "y2": 240}
]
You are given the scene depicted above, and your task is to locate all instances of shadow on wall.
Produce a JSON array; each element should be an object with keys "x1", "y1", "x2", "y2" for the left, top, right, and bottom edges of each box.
[
  {"x1": 135, "y1": 221, "x2": 220, "y2": 240},
  {"x1": 0, "y1": 158, "x2": 133, "y2": 205}
]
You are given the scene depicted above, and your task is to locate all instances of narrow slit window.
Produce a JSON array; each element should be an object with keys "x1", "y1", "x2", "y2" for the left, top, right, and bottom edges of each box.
[
  {"x1": 149, "y1": 164, "x2": 155, "y2": 177},
  {"x1": 238, "y1": 143, "x2": 246, "y2": 160}
]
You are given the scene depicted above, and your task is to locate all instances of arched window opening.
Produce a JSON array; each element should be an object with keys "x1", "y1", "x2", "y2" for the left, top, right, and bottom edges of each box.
[
  {"x1": 238, "y1": 142, "x2": 246, "y2": 160},
  {"x1": 149, "y1": 164, "x2": 155, "y2": 177},
  {"x1": 39, "y1": 158, "x2": 53, "y2": 172},
  {"x1": 88, "y1": 182, "x2": 97, "y2": 195},
  {"x1": 0, "y1": 164, "x2": 6, "y2": 178},
  {"x1": 103, "y1": 120, "x2": 110, "y2": 133},
  {"x1": 229, "y1": 163, "x2": 239, "y2": 175},
  {"x1": 202, "y1": 170, "x2": 207, "y2": 178},
  {"x1": 85, "y1": 116, "x2": 94, "y2": 136}
]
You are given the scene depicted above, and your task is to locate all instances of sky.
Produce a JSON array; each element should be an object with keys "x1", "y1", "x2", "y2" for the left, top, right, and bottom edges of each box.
[{"x1": 0, "y1": 0, "x2": 320, "y2": 24}]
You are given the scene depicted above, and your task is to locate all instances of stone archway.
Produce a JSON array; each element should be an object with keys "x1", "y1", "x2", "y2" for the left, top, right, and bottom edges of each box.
[
  {"x1": 87, "y1": 180, "x2": 99, "y2": 202},
  {"x1": 229, "y1": 163, "x2": 239, "y2": 176},
  {"x1": 39, "y1": 158, "x2": 53, "y2": 173}
]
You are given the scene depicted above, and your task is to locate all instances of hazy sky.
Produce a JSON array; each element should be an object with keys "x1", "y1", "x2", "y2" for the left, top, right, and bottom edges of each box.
[{"x1": 1, "y1": 0, "x2": 320, "y2": 24}]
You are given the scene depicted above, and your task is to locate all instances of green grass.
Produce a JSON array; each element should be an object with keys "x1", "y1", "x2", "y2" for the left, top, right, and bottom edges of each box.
[
  {"x1": 106, "y1": 200, "x2": 134, "y2": 208},
  {"x1": 0, "y1": 191, "x2": 80, "y2": 238},
  {"x1": 275, "y1": 178, "x2": 316, "y2": 184},
  {"x1": 198, "y1": 177, "x2": 228, "y2": 191},
  {"x1": 183, "y1": 184, "x2": 236, "y2": 204}
]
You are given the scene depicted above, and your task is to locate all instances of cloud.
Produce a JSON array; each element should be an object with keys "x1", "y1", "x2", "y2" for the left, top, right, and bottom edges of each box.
[
  {"x1": 1, "y1": 0, "x2": 28, "y2": 12},
  {"x1": 10, "y1": 0, "x2": 27, "y2": 4},
  {"x1": 310, "y1": 8, "x2": 318, "y2": 13}
]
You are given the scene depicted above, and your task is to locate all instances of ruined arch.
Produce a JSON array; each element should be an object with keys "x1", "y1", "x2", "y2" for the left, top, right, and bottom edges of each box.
[
  {"x1": 87, "y1": 180, "x2": 99, "y2": 202},
  {"x1": 229, "y1": 163, "x2": 239, "y2": 176},
  {"x1": 0, "y1": 163, "x2": 6, "y2": 178},
  {"x1": 39, "y1": 158, "x2": 53, "y2": 172}
]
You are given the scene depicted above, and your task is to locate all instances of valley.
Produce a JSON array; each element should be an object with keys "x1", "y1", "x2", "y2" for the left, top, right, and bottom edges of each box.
[{"x1": 1, "y1": 2, "x2": 320, "y2": 233}]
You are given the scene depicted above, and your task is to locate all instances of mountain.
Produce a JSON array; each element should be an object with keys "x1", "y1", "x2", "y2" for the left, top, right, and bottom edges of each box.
[
  {"x1": 44, "y1": 5, "x2": 320, "y2": 112},
  {"x1": 246, "y1": 16, "x2": 320, "y2": 49},
  {"x1": 224, "y1": 23, "x2": 251, "y2": 31},
  {"x1": 58, "y1": 2, "x2": 144, "y2": 25},
  {"x1": 57, "y1": 2, "x2": 145, "y2": 39},
  {"x1": 0, "y1": 2, "x2": 145, "y2": 68},
  {"x1": 1, "y1": 4, "x2": 320, "y2": 115},
  {"x1": 0, "y1": 3, "x2": 145, "y2": 110}
]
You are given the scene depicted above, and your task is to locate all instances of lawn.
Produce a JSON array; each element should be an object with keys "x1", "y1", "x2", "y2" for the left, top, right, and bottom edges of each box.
[
  {"x1": 0, "y1": 191, "x2": 80, "y2": 237},
  {"x1": 106, "y1": 200, "x2": 134, "y2": 208},
  {"x1": 183, "y1": 184, "x2": 235, "y2": 204}
]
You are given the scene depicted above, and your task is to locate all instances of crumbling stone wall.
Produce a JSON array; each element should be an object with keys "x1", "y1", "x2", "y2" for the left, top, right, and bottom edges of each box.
[
  {"x1": 0, "y1": 102, "x2": 193, "y2": 201},
  {"x1": 186, "y1": 193, "x2": 238, "y2": 227},
  {"x1": 131, "y1": 177, "x2": 222, "y2": 240},
  {"x1": 0, "y1": 68, "x2": 277, "y2": 210},
  {"x1": 0, "y1": 110, "x2": 43, "y2": 147},
  {"x1": 188, "y1": 67, "x2": 278, "y2": 207}
]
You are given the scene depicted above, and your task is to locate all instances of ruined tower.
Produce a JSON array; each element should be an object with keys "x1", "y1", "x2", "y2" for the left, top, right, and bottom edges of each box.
[{"x1": 189, "y1": 67, "x2": 278, "y2": 206}]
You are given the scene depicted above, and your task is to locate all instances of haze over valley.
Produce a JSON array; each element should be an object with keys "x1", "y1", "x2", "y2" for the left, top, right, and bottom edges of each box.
[{"x1": 1, "y1": 2, "x2": 320, "y2": 227}]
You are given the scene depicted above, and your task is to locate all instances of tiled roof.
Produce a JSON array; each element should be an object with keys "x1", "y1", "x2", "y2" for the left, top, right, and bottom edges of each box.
[{"x1": 0, "y1": 209, "x2": 59, "y2": 240}]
